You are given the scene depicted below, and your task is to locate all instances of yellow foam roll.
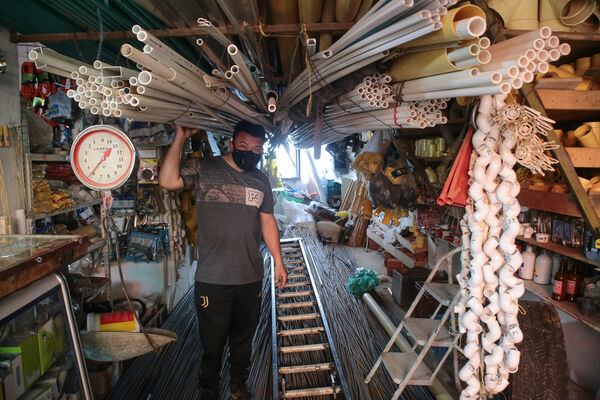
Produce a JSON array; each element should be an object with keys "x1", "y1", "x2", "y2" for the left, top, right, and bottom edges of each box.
[
  {"x1": 507, "y1": 0, "x2": 539, "y2": 30},
  {"x1": 400, "y1": 5, "x2": 486, "y2": 48},
  {"x1": 390, "y1": 48, "x2": 463, "y2": 81},
  {"x1": 268, "y1": 0, "x2": 301, "y2": 78}
]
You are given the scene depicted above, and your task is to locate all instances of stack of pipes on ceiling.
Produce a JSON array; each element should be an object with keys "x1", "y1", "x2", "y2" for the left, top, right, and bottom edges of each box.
[
  {"x1": 282, "y1": 2, "x2": 571, "y2": 149},
  {"x1": 28, "y1": 23, "x2": 273, "y2": 137}
]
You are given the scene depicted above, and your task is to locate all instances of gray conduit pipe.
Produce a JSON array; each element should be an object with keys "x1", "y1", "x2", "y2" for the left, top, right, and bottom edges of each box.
[{"x1": 362, "y1": 293, "x2": 454, "y2": 400}]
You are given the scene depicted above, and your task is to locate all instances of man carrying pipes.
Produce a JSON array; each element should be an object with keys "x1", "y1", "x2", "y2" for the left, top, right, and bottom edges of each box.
[{"x1": 159, "y1": 120, "x2": 287, "y2": 400}]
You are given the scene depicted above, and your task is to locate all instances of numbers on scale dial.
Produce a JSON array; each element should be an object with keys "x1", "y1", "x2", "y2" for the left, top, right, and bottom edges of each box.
[{"x1": 78, "y1": 131, "x2": 132, "y2": 185}]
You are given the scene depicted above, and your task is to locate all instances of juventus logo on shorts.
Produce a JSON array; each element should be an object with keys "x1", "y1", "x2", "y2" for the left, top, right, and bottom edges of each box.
[{"x1": 199, "y1": 296, "x2": 209, "y2": 308}]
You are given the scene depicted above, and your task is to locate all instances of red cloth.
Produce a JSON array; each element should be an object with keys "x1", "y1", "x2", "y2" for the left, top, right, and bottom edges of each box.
[{"x1": 437, "y1": 126, "x2": 474, "y2": 207}]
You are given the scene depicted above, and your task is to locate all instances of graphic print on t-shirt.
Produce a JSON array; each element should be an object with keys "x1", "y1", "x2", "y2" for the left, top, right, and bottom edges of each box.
[
  {"x1": 246, "y1": 188, "x2": 264, "y2": 208},
  {"x1": 197, "y1": 182, "x2": 264, "y2": 209}
]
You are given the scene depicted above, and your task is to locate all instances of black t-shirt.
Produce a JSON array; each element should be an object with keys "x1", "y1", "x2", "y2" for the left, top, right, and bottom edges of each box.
[{"x1": 180, "y1": 156, "x2": 274, "y2": 285}]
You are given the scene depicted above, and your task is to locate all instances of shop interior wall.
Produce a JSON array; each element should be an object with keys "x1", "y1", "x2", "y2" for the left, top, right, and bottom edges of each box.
[{"x1": 0, "y1": 25, "x2": 26, "y2": 232}]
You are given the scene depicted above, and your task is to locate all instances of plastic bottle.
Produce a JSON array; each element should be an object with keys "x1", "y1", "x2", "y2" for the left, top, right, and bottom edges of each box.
[
  {"x1": 533, "y1": 250, "x2": 552, "y2": 285},
  {"x1": 520, "y1": 246, "x2": 536, "y2": 280},
  {"x1": 87, "y1": 311, "x2": 139, "y2": 332}
]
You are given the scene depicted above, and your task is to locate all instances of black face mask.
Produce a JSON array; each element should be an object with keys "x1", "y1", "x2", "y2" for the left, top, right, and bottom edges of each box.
[{"x1": 232, "y1": 147, "x2": 262, "y2": 170}]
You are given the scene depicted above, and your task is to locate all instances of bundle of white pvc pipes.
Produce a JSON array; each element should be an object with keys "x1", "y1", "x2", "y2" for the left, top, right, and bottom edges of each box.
[
  {"x1": 279, "y1": 0, "x2": 455, "y2": 109},
  {"x1": 398, "y1": 27, "x2": 570, "y2": 101},
  {"x1": 28, "y1": 25, "x2": 274, "y2": 135},
  {"x1": 456, "y1": 94, "x2": 524, "y2": 400},
  {"x1": 290, "y1": 91, "x2": 448, "y2": 148}
]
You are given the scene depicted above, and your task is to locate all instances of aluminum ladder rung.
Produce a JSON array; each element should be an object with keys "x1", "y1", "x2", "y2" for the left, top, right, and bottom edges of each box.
[
  {"x1": 284, "y1": 260, "x2": 305, "y2": 265},
  {"x1": 276, "y1": 290, "x2": 312, "y2": 298},
  {"x1": 288, "y1": 267, "x2": 306, "y2": 272},
  {"x1": 283, "y1": 281, "x2": 310, "y2": 288},
  {"x1": 287, "y1": 274, "x2": 308, "y2": 279},
  {"x1": 282, "y1": 386, "x2": 341, "y2": 398},
  {"x1": 283, "y1": 254, "x2": 303, "y2": 259},
  {"x1": 278, "y1": 327, "x2": 325, "y2": 337},
  {"x1": 277, "y1": 301, "x2": 316, "y2": 309},
  {"x1": 277, "y1": 313, "x2": 320, "y2": 322},
  {"x1": 278, "y1": 363, "x2": 335, "y2": 375},
  {"x1": 279, "y1": 343, "x2": 329, "y2": 354}
]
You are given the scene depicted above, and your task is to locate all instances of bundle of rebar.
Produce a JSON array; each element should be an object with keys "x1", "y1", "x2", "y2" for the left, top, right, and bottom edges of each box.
[{"x1": 289, "y1": 226, "x2": 436, "y2": 400}]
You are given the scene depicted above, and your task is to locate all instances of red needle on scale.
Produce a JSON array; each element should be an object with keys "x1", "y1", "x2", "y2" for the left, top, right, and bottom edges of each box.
[{"x1": 88, "y1": 148, "x2": 112, "y2": 177}]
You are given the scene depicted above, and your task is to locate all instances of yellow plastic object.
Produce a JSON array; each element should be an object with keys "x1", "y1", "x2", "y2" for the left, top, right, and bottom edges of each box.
[
  {"x1": 574, "y1": 122, "x2": 600, "y2": 147},
  {"x1": 374, "y1": 206, "x2": 385, "y2": 216},
  {"x1": 400, "y1": 5, "x2": 486, "y2": 48},
  {"x1": 335, "y1": 0, "x2": 361, "y2": 22},
  {"x1": 299, "y1": 0, "x2": 323, "y2": 22},
  {"x1": 336, "y1": 210, "x2": 350, "y2": 219},
  {"x1": 488, "y1": 0, "x2": 521, "y2": 25},
  {"x1": 390, "y1": 48, "x2": 463, "y2": 82},
  {"x1": 268, "y1": 0, "x2": 301, "y2": 78},
  {"x1": 425, "y1": 166, "x2": 439, "y2": 183},
  {"x1": 590, "y1": 175, "x2": 600, "y2": 185},
  {"x1": 559, "y1": 64, "x2": 576, "y2": 74},
  {"x1": 560, "y1": 0, "x2": 596, "y2": 26},
  {"x1": 539, "y1": 0, "x2": 573, "y2": 30},
  {"x1": 507, "y1": 0, "x2": 539, "y2": 30},
  {"x1": 319, "y1": 0, "x2": 336, "y2": 51},
  {"x1": 580, "y1": 177, "x2": 593, "y2": 192}
]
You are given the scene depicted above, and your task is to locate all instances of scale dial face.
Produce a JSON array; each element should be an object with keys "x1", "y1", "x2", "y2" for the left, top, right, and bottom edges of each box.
[{"x1": 70, "y1": 125, "x2": 136, "y2": 191}]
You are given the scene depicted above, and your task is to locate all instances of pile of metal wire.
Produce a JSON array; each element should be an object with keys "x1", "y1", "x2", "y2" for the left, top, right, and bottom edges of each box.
[{"x1": 106, "y1": 234, "x2": 434, "y2": 400}]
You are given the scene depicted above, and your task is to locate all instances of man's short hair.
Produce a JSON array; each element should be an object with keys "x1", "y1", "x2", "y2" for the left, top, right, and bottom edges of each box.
[{"x1": 233, "y1": 120, "x2": 266, "y2": 142}]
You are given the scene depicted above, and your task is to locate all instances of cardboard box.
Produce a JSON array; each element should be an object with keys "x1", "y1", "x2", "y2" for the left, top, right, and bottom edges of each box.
[
  {"x1": 0, "y1": 353, "x2": 24, "y2": 400},
  {"x1": 0, "y1": 334, "x2": 41, "y2": 390}
]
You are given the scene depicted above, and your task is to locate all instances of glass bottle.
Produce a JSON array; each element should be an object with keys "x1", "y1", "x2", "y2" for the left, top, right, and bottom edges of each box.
[
  {"x1": 552, "y1": 260, "x2": 568, "y2": 301},
  {"x1": 572, "y1": 219, "x2": 584, "y2": 248},
  {"x1": 566, "y1": 264, "x2": 583, "y2": 302}
]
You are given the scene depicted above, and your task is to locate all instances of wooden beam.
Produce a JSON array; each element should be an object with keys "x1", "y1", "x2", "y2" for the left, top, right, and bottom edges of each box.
[
  {"x1": 10, "y1": 22, "x2": 354, "y2": 43},
  {"x1": 473, "y1": 0, "x2": 600, "y2": 236}
]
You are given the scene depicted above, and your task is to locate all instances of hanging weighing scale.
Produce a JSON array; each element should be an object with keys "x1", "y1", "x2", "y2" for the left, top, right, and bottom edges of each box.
[{"x1": 70, "y1": 125, "x2": 136, "y2": 208}]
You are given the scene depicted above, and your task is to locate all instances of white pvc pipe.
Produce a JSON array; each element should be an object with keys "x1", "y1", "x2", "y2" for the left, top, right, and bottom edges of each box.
[
  {"x1": 401, "y1": 83, "x2": 510, "y2": 101},
  {"x1": 455, "y1": 16, "x2": 487, "y2": 39}
]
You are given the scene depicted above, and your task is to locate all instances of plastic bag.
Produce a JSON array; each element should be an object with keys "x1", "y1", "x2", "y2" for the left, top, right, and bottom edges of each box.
[{"x1": 347, "y1": 269, "x2": 380, "y2": 295}]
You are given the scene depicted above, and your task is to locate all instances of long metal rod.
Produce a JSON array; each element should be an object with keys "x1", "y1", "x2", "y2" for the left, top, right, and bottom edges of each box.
[{"x1": 10, "y1": 22, "x2": 355, "y2": 43}]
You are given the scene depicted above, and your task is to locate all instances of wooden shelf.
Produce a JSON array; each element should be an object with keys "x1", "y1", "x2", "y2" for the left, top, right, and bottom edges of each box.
[
  {"x1": 517, "y1": 236, "x2": 600, "y2": 267},
  {"x1": 535, "y1": 89, "x2": 600, "y2": 122},
  {"x1": 565, "y1": 147, "x2": 600, "y2": 168},
  {"x1": 517, "y1": 188, "x2": 600, "y2": 218},
  {"x1": 34, "y1": 198, "x2": 102, "y2": 220},
  {"x1": 415, "y1": 156, "x2": 450, "y2": 163},
  {"x1": 30, "y1": 153, "x2": 69, "y2": 162},
  {"x1": 524, "y1": 280, "x2": 600, "y2": 333}
]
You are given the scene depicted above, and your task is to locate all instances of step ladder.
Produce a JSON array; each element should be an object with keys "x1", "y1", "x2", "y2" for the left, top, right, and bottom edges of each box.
[
  {"x1": 272, "y1": 238, "x2": 351, "y2": 399},
  {"x1": 365, "y1": 248, "x2": 463, "y2": 400}
]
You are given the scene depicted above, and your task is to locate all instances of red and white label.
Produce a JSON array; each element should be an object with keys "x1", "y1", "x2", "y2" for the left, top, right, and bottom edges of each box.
[{"x1": 100, "y1": 311, "x2": 134, "y2": 325}]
